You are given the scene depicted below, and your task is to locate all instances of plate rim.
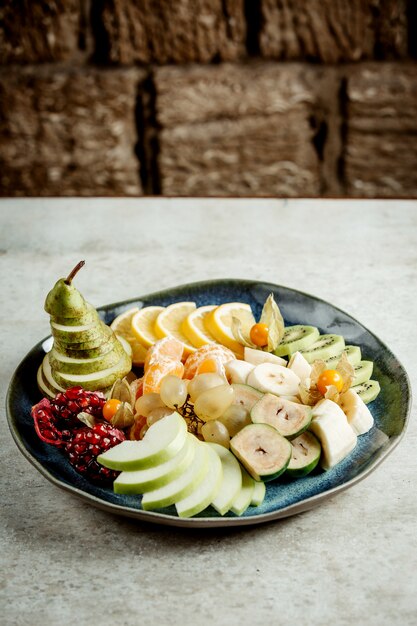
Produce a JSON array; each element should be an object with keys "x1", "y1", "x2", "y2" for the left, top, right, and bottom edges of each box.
[{"x1": 6, "y1": 278, "x2": 413, "y2": 528}]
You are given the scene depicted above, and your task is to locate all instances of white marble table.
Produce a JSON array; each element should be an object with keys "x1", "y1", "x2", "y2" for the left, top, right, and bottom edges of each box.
[{"x1": 1, "y1": 198, "x2": 416, "y2": 626}]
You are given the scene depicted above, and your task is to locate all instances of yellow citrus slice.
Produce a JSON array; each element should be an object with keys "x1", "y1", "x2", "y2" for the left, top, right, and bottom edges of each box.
[
  {"x1": 131, "y1": 306, "x2": 165, "y2": 348},
  {"x1": 204, "y1": 302, "x2": 256, "y2": 357},
  {"x1": 181, "y1": 304, "x2": 217, "y2": 348},
  {"x1": 154, "y1": 302, "x2": 197, "y2": 356},
  {"x1": 110, "y1": 307, "x2": 148, "y2": 366}
]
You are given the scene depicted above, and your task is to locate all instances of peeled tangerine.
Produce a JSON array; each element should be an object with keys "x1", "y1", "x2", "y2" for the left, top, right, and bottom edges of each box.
[{"x1": 310, "y1": 399, "x2": 357, "y2": 470}]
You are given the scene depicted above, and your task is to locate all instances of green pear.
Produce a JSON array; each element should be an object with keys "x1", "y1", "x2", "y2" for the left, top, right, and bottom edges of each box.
[
  {"x1": 40, "y1": 261, "x2": 132, "y2": 397},
  {"x1": 52, "y1": 350, "x2": 132, "y2": 392},
  {"x1": 49, "y1": 339, "x2": 125, "y2": 375},
  {"x1": 44, "y1": 261, "x2": 89, "y2": 318}
]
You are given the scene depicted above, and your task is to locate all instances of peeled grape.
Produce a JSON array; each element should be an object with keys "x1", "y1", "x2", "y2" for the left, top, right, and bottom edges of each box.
[
  {"x1": 135, "y1": 392, "x2": 165, "y2": 417},
  {"x1": 160, "y1": 375, "x2": 188, "y2": 409},
  {"x1": 188, "y1": 373, "x2": 226, "y2": 403},
  {"x1": 194, "y1": 384, "x2": 234, "y2": 422},
  {"x1": 218, "y1": 404, "x2": 251, "y2": 437},
  {"x1": 146, "y1": 406, "x2": 174, "y2": 427},
  {"x1": 201, "y1": 420, "x2": 230, "y2": 448}
]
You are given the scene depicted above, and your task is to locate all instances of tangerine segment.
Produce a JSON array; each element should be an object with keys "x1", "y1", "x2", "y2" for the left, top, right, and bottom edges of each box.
[
  {"x1": 142, "y1": 358, "x2": 184, "y2": 395},
  {"x1": 144, "y1": 337, "x2": 184, "y2": 371},
  {"x1": 154, "y1": 302, "x2": 197, "y2": 356},
  {"x1": 181, "y1": 305, "x2": 217, "y2": 348},
  {"x1": 131, "y1": 306, "x2": 165, "y2": 348},
  {"x1": 183, "y1": 345, "x2": 236, "y2": 379},
  {"x1": 110, "y1": 307, "x2": 148, "y2": 366},
  {"x1": 204, "y1": 302, "x2": 256, "y2": 358}
]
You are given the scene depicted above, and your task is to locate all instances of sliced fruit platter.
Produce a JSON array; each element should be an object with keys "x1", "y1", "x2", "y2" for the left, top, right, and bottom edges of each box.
[{"x1": 7, "y1": 264, "x2": 410, "y2": 527}]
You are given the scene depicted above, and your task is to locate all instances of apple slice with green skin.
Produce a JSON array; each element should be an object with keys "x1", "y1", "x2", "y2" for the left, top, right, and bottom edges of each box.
[
  {"x1": 230, "y1": 466, "x2": 255, "y2": 516},
  {"x1": 113, "y1": 434, "x2": 196, "y2": 495},
  {"x1": 142, "y1": 440, "x2": 209, "y2": 511},
  {"x1": 251, "y1": 480, "x2": 266, "y2": 507},
  {"x1": 98, "y1": 412, "x2": 188, "y2": 471},
  {"x1": 175, "y1": 444, "x2": 223, "y2": 518},
  {"x1": 207, "y1": 443, "x2": 242, "y2": 516}
]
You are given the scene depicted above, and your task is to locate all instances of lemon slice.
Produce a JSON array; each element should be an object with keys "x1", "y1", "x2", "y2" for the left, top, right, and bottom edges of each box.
[
  {"x1": 154, "y1": 302, "x2": 197, "y2": 355},
  {"x1": 204, "y1": 302, "x2": 256, "y2": 357},
  {"x1": 131, "y1": 306, "x2": 165, "y2": 349},
  {"x1": 181, "y1": 305, "x2": 217, "y2": 348},
  {"x1": 110, "y1": 307, "x2": 148, "y2": 366}
]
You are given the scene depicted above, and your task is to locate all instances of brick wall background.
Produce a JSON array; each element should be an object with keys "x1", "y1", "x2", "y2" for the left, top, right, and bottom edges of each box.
[{"x1": 0, "y1": 0, "x2": 416, "y2": 197}]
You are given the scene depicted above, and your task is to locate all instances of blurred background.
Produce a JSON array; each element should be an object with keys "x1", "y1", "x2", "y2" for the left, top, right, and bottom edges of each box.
[{"x1": 0, "y1": 0, "x2": 416, "y2": 198}]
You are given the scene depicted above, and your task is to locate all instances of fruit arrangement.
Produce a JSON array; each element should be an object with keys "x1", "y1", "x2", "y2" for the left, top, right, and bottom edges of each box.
[{"x1": 30, "y1": 263, "x2": 381, "y2": 517}]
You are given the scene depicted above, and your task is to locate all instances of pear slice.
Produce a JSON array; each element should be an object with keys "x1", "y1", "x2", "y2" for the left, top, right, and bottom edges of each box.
[
  {"x1": 51, "y1": 320, "x2": 107, "y2": 346},
  {"x1": 51, "y1": 303, "x2": 97, "y2": 326},
  {"x1": 49, "y1": 340, "x2": 125, "y2": 375},
  {"x1": 175, "y1": 443, "x2": 223, "y2": 518},
  {"x1": 113, "y1": 434, "x2": 196, "y2": 495},
  {"x1": 208, "y1": 443, "x2": 242, "y2": 515},
  {"x1": 42, "y1": 354, "x2": 66, "y2": 392},
  {"x1": 53, "y1": 328, "x2": 115, "y2": 359},
  {"x1": 141, "y1": 440, "x2": 208, "y2": 510},
  {"x1": 53, "y1": 350, "x2": 132, "y2": 391},
  {"x1": 98, "y1": 412, "x2": 188, "y2": 470},
  {"x1": 230, "y1": 466, "x2": 255, "y2": 516},
  {"x1": 37, "y1": 364, "x2": 56, "y2": 399}
]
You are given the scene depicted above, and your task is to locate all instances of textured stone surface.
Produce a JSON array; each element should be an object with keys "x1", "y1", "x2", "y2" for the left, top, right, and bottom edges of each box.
[
  {"x1": 0, "y1": 67, "x2": 143, "y2": 196},
  {"x1": 94, "y1": 0, "x2": 246, "y2": 64},
  {"x1": 155, "y1": 64, "x2": 320, "y2": 196},
  {"x1": 1, "y1": 198, "x2": 417, "y2": 626},
  {"x1": 0, "y1": 0, "x2": 82, "y2": 64},
  {"x1": 258, "y1": 0, "x2": 408, "y2": 62},
  {"x1": 345, "y1": 64, "x2": 417, "y2": 197}
]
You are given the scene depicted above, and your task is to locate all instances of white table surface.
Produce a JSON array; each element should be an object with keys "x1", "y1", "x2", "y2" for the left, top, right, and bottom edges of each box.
[{"x1": 1, "y1": 198, "x2": 416, "y2": 626}]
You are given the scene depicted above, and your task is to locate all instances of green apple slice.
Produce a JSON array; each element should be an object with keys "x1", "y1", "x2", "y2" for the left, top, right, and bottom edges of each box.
[
  {"x1": 250, "y1": 480, "x2": 266, "y2": 507},
  {"x1": 141, "y1": 440, "x2": 209, "y2": 510},
  {"x1": 230, "y1": 467, "x2": 255, "y2": 516},
  {"x1": 175, "y1": 444, "x2": 223, "y2": 518},
  {"x1": 52, "y1": 351, "x2": 131, "y2": 391},
  {"x1": 98, "y1": 412, "x2": 188, "y2": 471},
  {"x1": 113, "y1": 434, "x2": 197, "y2": 494},
  {"x1": 207, "y1": 443, "x2": 242, "y2": 516}
]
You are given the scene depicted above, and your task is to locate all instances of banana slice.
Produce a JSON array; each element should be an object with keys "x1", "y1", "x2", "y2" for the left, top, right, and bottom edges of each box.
[
  {"x1": 243, "y1": 347, "x2": 287, "y2": 367},
  {"x1": 287, "y1": 351, "x2": 312, "y2": 382},
  {"x1": 246, "y1": 362, "x2": 300, "y2": 397},
  {"x1": 338, "y1": 389, "x2": 374, "y2": 435},
  {"x1": 310, "y1": 399, "x2": 357, "y2": 470},
  {"x1": 225, "y1": 360, "x2": 254, "y2": 384}
]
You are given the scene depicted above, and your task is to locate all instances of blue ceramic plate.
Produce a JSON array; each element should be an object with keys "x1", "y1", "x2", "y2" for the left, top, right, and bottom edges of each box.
[{"x1": 6, "y1": 280, "x2": 411, "y2": 528}]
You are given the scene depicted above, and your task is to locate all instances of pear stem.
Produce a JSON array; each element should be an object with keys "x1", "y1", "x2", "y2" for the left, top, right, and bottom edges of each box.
[{"x1": 65, "y1": 260, "x2": 85, "y2": 285}]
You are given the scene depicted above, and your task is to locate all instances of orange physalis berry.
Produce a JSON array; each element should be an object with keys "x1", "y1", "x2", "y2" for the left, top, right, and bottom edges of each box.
[
  {"x1": 317, "y1": 370, "x2": 344, "y2": 396},
  {"x1": 102, "y1": 398, "x2": 122, "y2": 421},
  {"x1": 250, "y1": 323, "x2": 269, "y2": 347}
]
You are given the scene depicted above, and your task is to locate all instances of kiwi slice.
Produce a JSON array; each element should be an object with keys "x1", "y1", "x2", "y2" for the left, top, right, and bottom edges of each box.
[
  {"x1": 274, "y1": 325, "x2": 320, "y2": 357},
  {"x1": 351, "y1": 380, "x2": 380, "y2": 404},
  {"x1": 352, "y1": 360, "x2": 374, "y2": 386},
  {"x1": 286, "y1": 432, "x2": 321, "y2": 478},
  {"x1": 230, "y1": 423, "x2": 292, "y2": 482},
  {"x1": 231, "y1": 384, "x2": 263, "y2": 412},
  {"x1": 325, "y1": 345, "x2": 362, "y2": 367},
  {"x1": 299, "y1": 334, "x2": 345, "y2": 364},
  {"x1": 251, "y1": 393, "x2": 312, "y2": 440}
]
